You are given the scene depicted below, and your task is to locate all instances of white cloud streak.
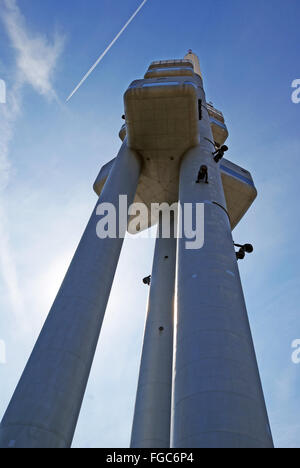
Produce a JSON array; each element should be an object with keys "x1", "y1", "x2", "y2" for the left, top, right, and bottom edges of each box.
[
  {"x1": 1, "y1": 0, "x2": 64, "y2": 98},
  {"x1": 66, "y1": 0, "x2": 148, "y2": 102},
  {"x1": 0, "y1": 0, "x2": 64, "y2": 322}
]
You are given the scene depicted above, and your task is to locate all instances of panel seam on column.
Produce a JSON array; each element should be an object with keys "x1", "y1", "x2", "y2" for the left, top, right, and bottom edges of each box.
[
  {"x1": 175, "y1": 430, "x2": 272, "y2": 447},
  {"x1": 174, "y1": 390, "x2": 267, "y2": 407}
]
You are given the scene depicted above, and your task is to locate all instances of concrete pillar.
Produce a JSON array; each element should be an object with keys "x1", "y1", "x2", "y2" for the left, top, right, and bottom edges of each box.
[
  {"x1": 0, "y1": 143, "x2": 142, "y2": 449},
  {"x1": 171, "y1": 85, "x2": 273, "y2": 448},
  {"x1": 130, "y1": 212, "x2": 177, "y2": 448}
]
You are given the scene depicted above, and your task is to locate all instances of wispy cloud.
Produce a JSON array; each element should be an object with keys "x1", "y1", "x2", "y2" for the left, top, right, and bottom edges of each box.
[
  {"x1": 0, "y1": 0, "x2": 64, "y2": 323},
  {"x1": 1, "y1": 0, "x2": 64, "y2": 99}
]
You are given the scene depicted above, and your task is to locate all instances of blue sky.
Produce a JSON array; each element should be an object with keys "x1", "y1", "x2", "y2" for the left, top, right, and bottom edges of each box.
[{"x1": 0, "y1": 0, "x2": 299, "y2": 448}]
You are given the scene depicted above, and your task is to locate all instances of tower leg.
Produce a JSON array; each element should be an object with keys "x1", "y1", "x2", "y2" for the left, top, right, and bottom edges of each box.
[
  {"x1": 0, "y1": 143, "x2": 142, "y2": 448},
  {"x1": 130, "y1": 213, "x2": 176, "y2": 448},
  {"x1": 171, "y1": 90, "x2": 273, "y2": 448}
]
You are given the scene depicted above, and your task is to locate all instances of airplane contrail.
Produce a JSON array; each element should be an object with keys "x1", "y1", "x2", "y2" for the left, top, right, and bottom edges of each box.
[{"x1": 66, "y1": 0, "x2": 148, "y2": 102}]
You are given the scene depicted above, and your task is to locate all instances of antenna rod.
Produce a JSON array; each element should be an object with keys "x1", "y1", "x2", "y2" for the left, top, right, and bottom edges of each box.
[{"x1": 66, "y1": 0, "x2": 148, "y2": 102}]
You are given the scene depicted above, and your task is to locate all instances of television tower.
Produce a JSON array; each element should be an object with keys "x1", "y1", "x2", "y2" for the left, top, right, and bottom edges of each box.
[{"x1": 0, "y1": 52, "x2": 273, "y2": 448}]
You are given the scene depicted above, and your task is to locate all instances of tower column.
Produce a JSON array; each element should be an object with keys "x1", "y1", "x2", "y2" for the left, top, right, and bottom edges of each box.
[
  {"x1": 171, "y1": 84, "x2": 273, "y2": 448},
  {"x1": 0, "y1": 143, "x2": 142, "y2": 449},
  {"x1": 130, "y1": 212, "x2": 177, "y2": 448}
]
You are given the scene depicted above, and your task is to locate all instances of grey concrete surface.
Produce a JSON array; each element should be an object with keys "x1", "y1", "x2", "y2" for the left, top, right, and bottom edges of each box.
[
  {"x1": 0, "y1": 143, "x2": 142, "y2": 448},
  {"x1": 171, "y1": 79, "x2": 273, "y2": 448},
  {"x1": 130, "y1": 213, "x2": 177, "y2": 448}
]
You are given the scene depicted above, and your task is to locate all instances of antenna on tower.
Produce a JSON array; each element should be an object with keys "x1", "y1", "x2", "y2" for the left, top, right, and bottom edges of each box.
[
  {"x1": 184, "y1": 49, "x2": 202, "y2": 78},
  {"x1": 66, "y1": 0, "x2": 149, "y2": 102}
]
